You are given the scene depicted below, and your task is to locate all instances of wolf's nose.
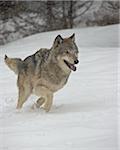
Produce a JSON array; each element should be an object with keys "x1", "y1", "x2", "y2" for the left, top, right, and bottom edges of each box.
[{"x1": 74, "y1": 59, "x2": 79, "y2": 64}]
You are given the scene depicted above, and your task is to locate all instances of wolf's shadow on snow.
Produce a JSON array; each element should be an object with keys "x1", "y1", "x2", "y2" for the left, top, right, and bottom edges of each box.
[{"x1": 52, "y1": 101, "x2": 108, "y2": 114}]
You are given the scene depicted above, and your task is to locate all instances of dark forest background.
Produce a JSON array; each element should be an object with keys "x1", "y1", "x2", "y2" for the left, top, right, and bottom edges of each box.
[{"x1": 0, "y1": 0, "x2": 119, "y2": 45}]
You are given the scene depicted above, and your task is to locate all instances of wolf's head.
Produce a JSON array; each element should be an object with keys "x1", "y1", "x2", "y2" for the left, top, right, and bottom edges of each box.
[{"x1": 51, "y1": 34, "x2": 79, "y2": 73}]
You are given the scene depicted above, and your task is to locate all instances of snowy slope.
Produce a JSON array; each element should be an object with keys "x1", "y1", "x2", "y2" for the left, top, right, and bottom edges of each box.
[{"x1": 0, "y1": 25, "x2": 119, "y2": 150}]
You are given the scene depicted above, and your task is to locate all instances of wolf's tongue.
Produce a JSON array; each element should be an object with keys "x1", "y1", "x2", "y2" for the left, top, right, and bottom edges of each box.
[
  {"x1": 64, "y1": 60, "x2": 76, "y2": 71},
  {"x1": 70, "y1": 64, "x2": 76, "y2": 71}
]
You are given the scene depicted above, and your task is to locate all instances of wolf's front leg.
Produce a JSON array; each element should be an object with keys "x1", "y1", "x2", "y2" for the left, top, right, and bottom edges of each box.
[
  {"x1": 43, "y1": 93, "x2": 53, "y2": 112},
  {"x1": 31, "y1": 97, "x2": 45, "y2": 109},
  {"x1": 36, "y1": 97, "x2": 45, "y2": 108}
]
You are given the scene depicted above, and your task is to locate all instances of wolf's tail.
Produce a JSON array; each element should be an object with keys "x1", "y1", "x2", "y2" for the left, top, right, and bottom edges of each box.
[{"x1": 4, "y1": 55, "x2": 23, "y2": 75}]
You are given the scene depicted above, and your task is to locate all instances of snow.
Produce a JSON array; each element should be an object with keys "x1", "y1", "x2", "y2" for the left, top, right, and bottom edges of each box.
[{"x1": 0, "y1": 24, "x2": 119, "y2": 150}]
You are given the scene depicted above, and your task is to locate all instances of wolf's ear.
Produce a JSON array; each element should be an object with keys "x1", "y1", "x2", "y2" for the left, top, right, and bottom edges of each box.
[
  {"x1": 70, "y1": 33, "x2": 75, "y2": 42},
  {"x1": 54, "y1": 35, "x2": 63, "y2": 47}
]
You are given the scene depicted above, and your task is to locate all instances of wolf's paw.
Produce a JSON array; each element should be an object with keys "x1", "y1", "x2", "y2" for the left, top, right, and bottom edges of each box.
[
  {"x1": 15, "y1": 108, "x2": 23, "y2": 113},
  {"x1": 40, "y1": 106, "x2": 50, "y2": 113},
  {"x1": 31, "y1": 103, "x2": 38, "y2": 110},
  {"x1": 39, "y1": 107, "x2": 47, "y2": 114}
]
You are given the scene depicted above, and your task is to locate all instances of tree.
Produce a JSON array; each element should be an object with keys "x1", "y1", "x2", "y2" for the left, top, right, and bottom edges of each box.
[
  {"x1": 94, "y1": 0, "x2": 120, "y2": 26},
  {"x1": 1, "y1": 0, "x2": 119, "y2": 45},
  {"x1": 45, "y1": 1, "x2": 55, "y2": 31}
]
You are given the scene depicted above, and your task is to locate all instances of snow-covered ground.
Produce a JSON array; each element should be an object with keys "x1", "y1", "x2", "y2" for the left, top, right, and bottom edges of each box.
[{"x1": 0, "y1": 25, "x2": 119, "y2": 150}]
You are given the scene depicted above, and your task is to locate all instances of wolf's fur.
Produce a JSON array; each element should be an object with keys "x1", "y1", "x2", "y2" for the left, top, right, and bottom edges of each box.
[{"x1": 4, "y1": 34, "x2": 79, "y2": 112}]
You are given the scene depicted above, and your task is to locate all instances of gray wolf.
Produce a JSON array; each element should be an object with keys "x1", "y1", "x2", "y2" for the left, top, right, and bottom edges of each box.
[{"x1": 4, "y1": 34, "x2": 79, "y2": 112}]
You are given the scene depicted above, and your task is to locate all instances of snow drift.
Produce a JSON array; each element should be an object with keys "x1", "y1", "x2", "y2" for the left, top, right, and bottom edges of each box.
[{"x1": 0, "y1": 24, "x2": 119, "y2": 150}]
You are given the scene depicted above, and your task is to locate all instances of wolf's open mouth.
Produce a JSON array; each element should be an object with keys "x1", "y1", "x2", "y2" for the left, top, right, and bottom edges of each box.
[{"x1": 64, "y1": 60, "x2": 76, "y2": 71}]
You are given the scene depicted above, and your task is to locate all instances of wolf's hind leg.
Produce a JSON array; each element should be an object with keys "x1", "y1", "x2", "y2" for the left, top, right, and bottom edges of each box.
[
  {"x1": 16, "y1": 78, "x2": 32, "y2": 109},
  {"x1": 17, "y1": 82, "x2": 31, "y2": 109}
]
